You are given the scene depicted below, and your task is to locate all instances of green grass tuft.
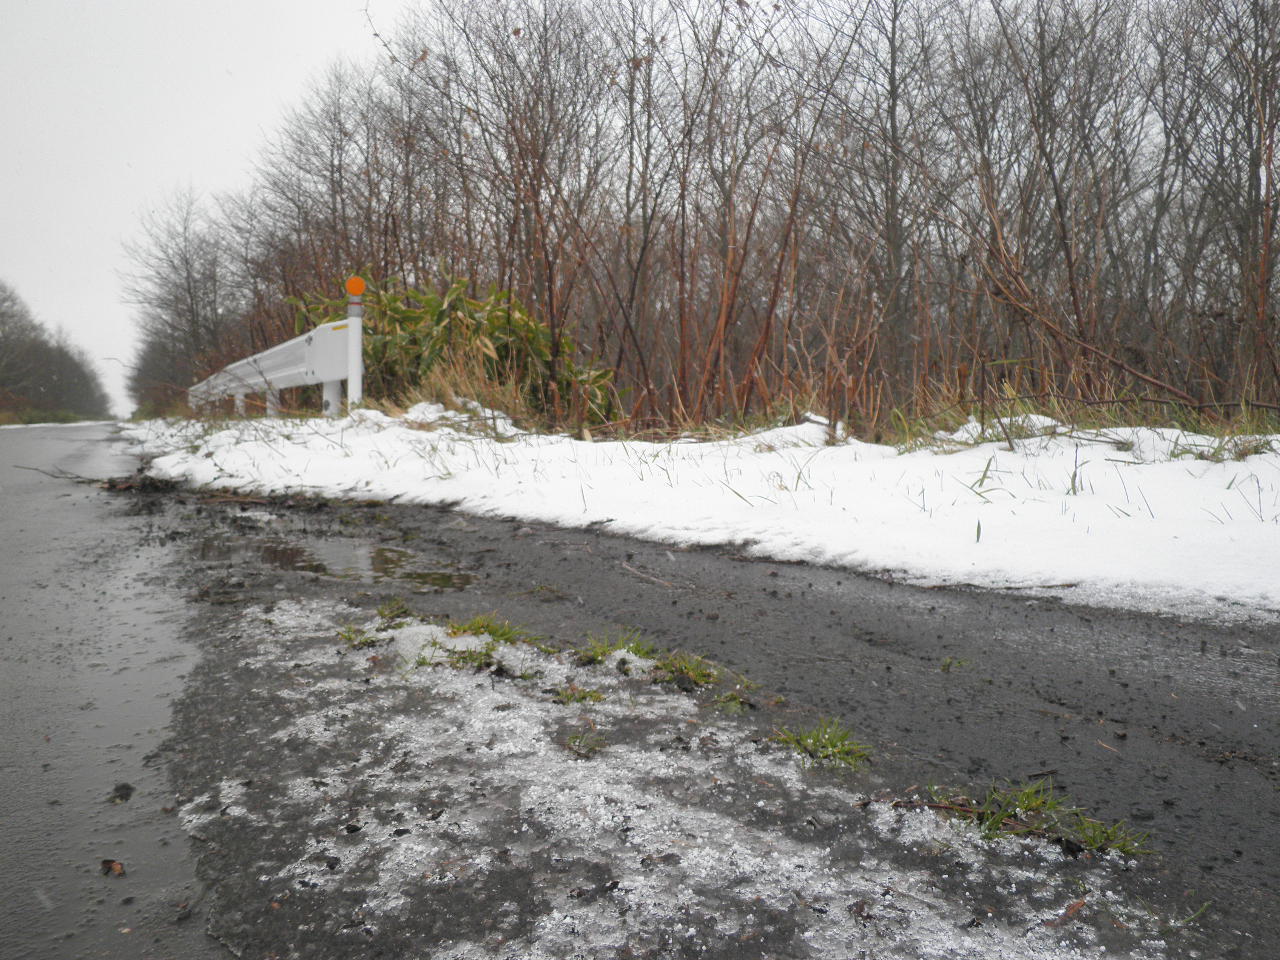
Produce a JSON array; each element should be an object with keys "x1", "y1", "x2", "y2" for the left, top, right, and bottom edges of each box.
[
  {"x1": 443, "y1": 642, "x2": 498, "y2": 671},
  {"x1": 376, "y1": 597, "x2": 413, "y2": 627},
  {"x1": 773, "y1": 717, "x2": 871, "y2": 770},
  {"x1": 927, "y1": 778, "x2": 1151, "y2": 857},
  {"x1": 448, "y1": 614, "x2": 540, "y2": 646},
  {"x1": 651, "y1": 650, "x2": 720, "y2": 687},
  {"x1": 339, "y1": 624, "x2": 378, "y2": 649},
  {"x1": 564, "y1": 727, "x2": 607, "y2": 758},
  {"x1": 575, "y1": 628, "x2": 660, "y2": 665},
  {"x1": 553, "y1": 683, "x2": 606, "y2": 704},
  {"x1": 712, "y1": 690, "x2": 753, "y2": 714}
]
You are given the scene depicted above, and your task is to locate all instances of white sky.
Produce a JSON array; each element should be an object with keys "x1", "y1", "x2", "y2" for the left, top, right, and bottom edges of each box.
[{"x1": 0, "y1": 0, "x2": 416, "y2": 417}]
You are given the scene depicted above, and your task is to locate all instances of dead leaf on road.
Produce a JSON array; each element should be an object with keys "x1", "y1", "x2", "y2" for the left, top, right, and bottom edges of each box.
[{"x1": 1044, "y1": 897, "x2": 1086, "y2": 927}]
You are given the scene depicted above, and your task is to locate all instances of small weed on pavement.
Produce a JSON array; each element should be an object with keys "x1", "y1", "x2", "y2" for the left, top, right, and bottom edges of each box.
[
  {"x1": 375, "y1": 596, "x2": 413, "y2": 628},
  {"x1": 447, "y1": 613, "x2": 538, "y2": 646},
  {"x1": 564, "y1": 724, "x2": 608, "y2": 758},
  {"x1": 338, "y1": 624, "x2": 377, "y2": 649},
  {"x1": 773, "y1": 717, "x2": 872, "y2": 770},
  {"x1": 923, "y1": 778, "x2": 1152, "y2": 857},
  {"x1": 651, "y1": 649, "x2": 720, "y2": 687},
  {"x1": 553, "y1": 683, "x2": 606, "y2": 705},
  {"x1": 575, "y1": 628, "x2": 659, "y2": 665}
]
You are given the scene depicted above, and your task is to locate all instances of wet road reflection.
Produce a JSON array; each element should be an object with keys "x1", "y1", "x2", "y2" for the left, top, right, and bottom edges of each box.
[{"x1": 0, "y1": 424, "x2": 225, "y2": 959}]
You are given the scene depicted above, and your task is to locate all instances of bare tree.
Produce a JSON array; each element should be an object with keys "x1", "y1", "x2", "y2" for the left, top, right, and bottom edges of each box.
[
  {"x1": 124, "y1": 0, "x2": 1280, "y2": 424},
  {"x1": 1, "y1": 279, "x2": 111, "y2": 420}
]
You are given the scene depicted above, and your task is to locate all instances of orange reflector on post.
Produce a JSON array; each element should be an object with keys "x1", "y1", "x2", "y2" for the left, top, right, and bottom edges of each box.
[{"x1": 345, "y1": 275, "x2": 366, "y2": 297}]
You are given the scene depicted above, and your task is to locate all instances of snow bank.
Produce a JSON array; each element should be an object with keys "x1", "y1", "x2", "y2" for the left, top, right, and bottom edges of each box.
[{"x1": 121, "y1": 413, "x2": 1280, "y2": 623}]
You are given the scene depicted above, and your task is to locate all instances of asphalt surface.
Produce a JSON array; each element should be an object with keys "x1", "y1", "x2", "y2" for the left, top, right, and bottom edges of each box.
[
  {"x1": 0, "y1": 424, "x2": 223, "y2": 959},
  {"x1": 2, "y1": 423, "x2": 1277, "y2": 957}
]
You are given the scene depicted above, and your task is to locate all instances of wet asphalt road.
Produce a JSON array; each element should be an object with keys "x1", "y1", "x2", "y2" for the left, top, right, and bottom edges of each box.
[
  {"x1": 2, "y1": 423, "x2": 1278, "y2": 957},
  {"x1": 0, "y1": 424, "x2": 223, "y2": 959}
]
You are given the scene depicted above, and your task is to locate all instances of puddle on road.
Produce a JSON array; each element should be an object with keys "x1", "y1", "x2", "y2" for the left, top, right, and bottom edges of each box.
[{"x1": 196, "y1": 536, "x2": 473, "y2": 590}]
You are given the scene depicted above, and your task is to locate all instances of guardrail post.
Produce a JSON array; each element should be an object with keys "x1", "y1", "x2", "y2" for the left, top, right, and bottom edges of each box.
[
  {"x1": 266, "y1": 389, "x2": 280, "y2": 417},
  {"x1": 345, "y1": 276, "x2": 364, "y2": 412},
  {"x1": 322, "y1": 380, "x2": 341, "y2": 416},
  {"x1": 234, "y1": 394, "x2": 246, "y2": 416}
]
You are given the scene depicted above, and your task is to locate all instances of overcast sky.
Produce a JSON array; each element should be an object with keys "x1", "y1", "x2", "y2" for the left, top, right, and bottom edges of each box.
[{"x1": 0, "y1": 0, "x2": 416, "y2": 416}]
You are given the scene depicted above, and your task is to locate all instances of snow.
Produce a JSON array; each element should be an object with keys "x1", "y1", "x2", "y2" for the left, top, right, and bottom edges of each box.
[{"x1": 121, "y1": 411, "x2": 1280, "y2": 623}]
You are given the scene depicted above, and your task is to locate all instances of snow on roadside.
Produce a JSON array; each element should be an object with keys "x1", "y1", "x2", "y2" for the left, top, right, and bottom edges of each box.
[
  {"x1": 121, "y1": 409, "x2": 1280, "y2": 623},
  {"x1": 180, "y1": 598, "x2": 1181, "y2": 959}
]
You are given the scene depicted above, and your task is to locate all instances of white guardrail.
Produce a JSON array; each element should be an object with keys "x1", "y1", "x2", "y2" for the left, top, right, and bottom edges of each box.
[{"x1": 188, "y1": 279, "x2": 365, "y2": 417}]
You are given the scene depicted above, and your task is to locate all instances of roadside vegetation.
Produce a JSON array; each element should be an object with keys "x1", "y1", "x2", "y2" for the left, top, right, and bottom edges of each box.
[
  {"x1": 124, "y1": 0, "x2": 1280, "y2": 445},
  {"x1": 295, "y1": 280, "x2": 618, "y2": 430},
  {"x1": 1, "y1": 279, "x2": 111, "y2": 424}
]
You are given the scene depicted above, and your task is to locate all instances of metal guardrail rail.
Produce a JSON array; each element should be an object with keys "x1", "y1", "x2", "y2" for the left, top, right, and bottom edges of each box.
[{"x1": 188, "y1": 279, "x2": 365, "y2": 416}]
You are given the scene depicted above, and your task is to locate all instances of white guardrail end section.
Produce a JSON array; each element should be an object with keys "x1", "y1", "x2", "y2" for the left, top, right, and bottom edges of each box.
[{"x1": 188, "y1": 304, "x2": 362, "y2": 417}]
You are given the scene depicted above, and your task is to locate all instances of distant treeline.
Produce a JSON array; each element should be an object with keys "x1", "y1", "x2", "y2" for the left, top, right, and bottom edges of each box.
[
  {"x1": 0, "y1": 280, "x2": 110, "y2": 423},
  {"x1": 127, "y1": 0, "x2": 1280, "y2": 426}
]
